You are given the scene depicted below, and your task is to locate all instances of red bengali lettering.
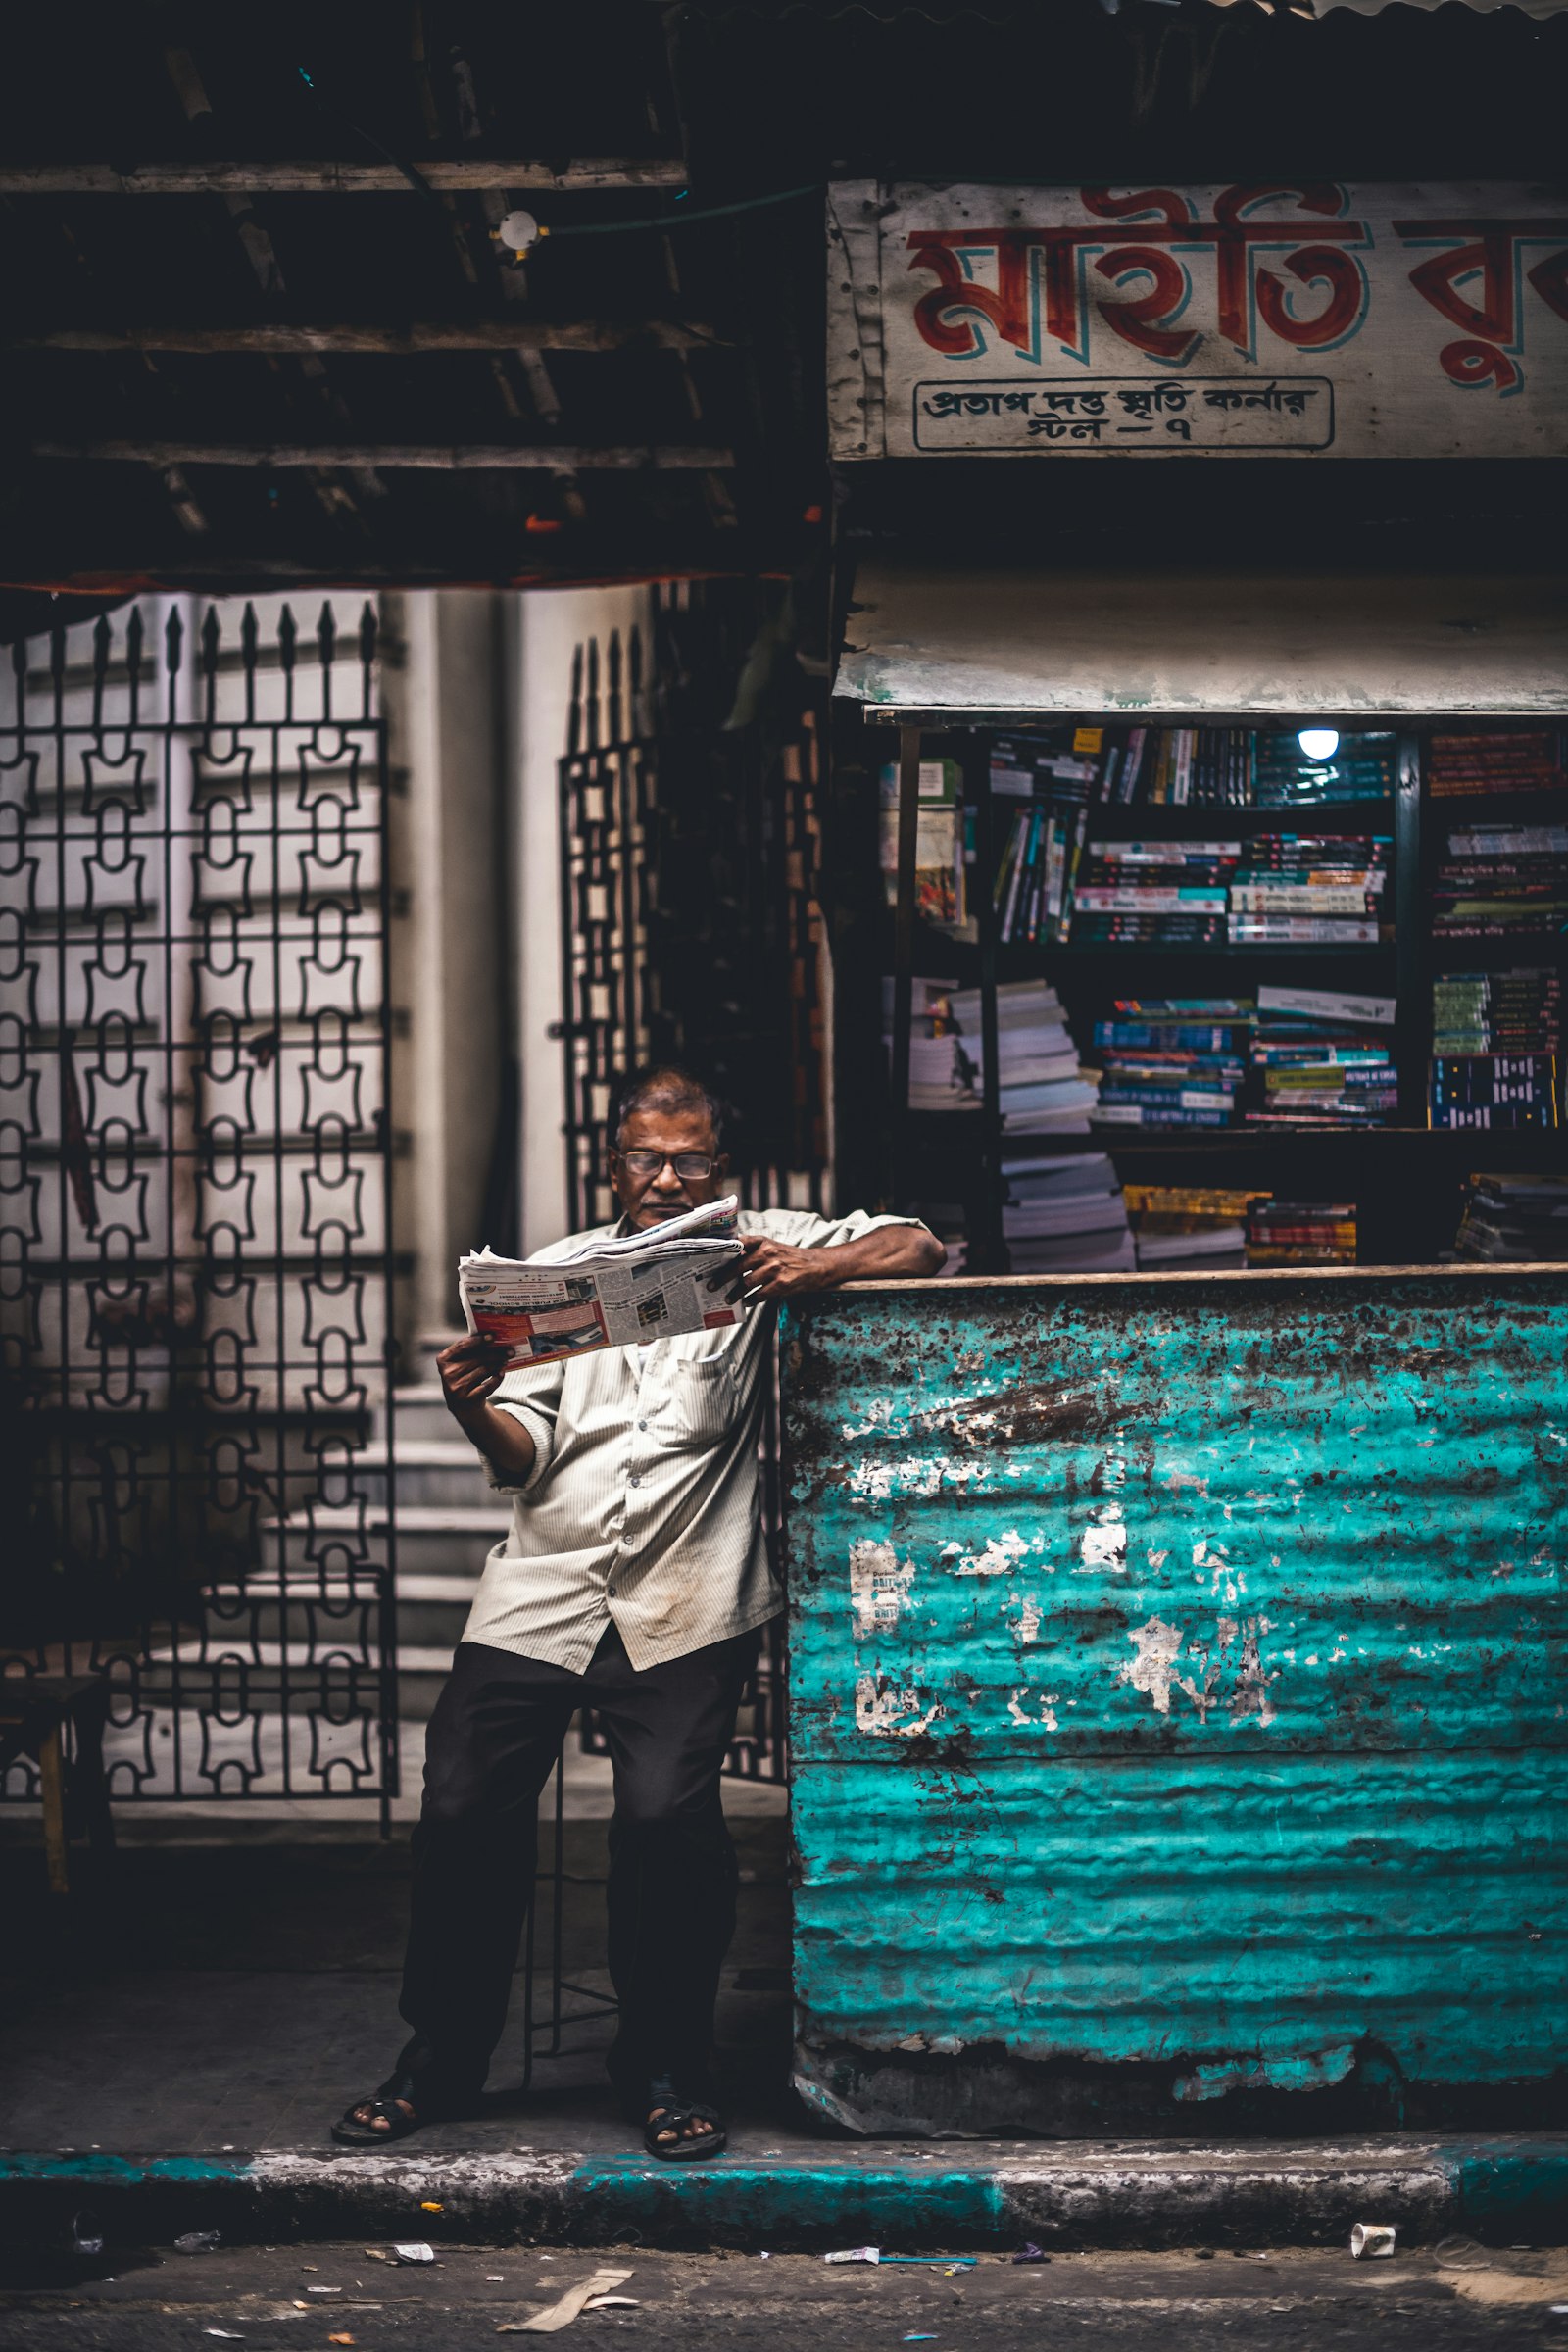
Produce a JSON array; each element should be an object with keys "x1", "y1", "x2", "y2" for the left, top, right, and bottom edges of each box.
[
  {"x1": 1093, "y1": 248, "x2": 1197, "y2": 362},
  {"x1": 1254, "y1": 245, "x2": 1366, "y2": 348},
  {"x1": 1210, "y1": 184, "x2": 1358, "y2": 353},
  {"x1": 905, "y1": 186, "x2": 1367, "y2": 365},
  {"x1": 906, "y1": 230, "x2": 1033, "y2": 358},
  {"x1": 1396, "y1": 217, "x2": 1568, "y2": 393},
  {"x1": 1526, "y1": 245, "x2": 1568, "y2": 325}
]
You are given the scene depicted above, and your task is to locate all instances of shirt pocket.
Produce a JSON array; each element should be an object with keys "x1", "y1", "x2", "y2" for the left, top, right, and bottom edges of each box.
[{"x1": 662, "y1": 1354, "x2": 743, "y2": 1450}]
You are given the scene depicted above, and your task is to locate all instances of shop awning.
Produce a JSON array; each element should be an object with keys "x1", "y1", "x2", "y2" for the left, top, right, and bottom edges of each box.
[{"x1": 834, "y1": 564, "x2": 1568, "y2": 727}]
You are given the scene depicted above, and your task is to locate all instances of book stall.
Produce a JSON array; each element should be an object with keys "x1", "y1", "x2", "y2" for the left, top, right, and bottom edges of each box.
[{"x1": 840, "y1": 564, "x2": 1568, "y2": 1279}]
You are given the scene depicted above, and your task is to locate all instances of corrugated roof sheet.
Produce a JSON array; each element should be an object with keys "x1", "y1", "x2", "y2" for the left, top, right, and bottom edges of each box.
[
  {"x1": 785, "y1": 1270, "x2": 1568, "y2": 2132},
  {"x1": 834, "y1": 562, "x2": 1568, "y2": 723}
]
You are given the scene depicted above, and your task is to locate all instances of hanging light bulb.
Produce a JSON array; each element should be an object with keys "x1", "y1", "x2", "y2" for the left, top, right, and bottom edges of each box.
[
  {"x1": 1297, "y1": 727, "x2": 1341, "y2": 761},
  {"x1": 495, "y1": 209, "x2": 543, "y2": 256}
]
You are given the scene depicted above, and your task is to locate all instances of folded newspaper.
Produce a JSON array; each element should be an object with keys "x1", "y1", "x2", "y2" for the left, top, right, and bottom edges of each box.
[{"x1": 459, "y1": 1196, "x2": 745, "y2": 1366}]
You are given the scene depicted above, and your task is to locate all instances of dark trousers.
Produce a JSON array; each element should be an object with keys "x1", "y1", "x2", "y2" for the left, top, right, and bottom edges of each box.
[{"x1": 397, "y1": 1622, "x2": 761, "y2": 2100}]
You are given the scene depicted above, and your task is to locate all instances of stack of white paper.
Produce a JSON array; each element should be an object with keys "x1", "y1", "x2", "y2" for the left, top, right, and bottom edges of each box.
[
  {"x1": 1002, "y1": 1152, "x2": 1133, "y2": 1272},
  {"x1": 951, "y1": 980, "x2": 1099, "y2": 1133},
  {"x1": 882, "y1": 976, "x2": 981, "y2": 1110}
]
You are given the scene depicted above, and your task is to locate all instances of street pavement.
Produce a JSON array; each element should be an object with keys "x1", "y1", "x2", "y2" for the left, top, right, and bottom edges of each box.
[{"x1": 1, "y1": 2238, "x2": 1566, "y2": 2351}]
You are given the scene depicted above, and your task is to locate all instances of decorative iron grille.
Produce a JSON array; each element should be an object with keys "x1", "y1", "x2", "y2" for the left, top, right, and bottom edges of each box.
[
  {"x1": 0, "y1": 597, "x2": 399, "y2": 1824},
  {"x1": 559, "y1": 580, "x2": 829, "y2": 1784}
]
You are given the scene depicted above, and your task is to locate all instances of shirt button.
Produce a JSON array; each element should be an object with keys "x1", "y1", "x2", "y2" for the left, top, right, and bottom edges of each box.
[
  {"x1": 628, "y1": 1472, "x2": 641, "y2": 1488},
  {"x1": 608, "y1": 1585, "x2": 617, "y2": 1599},
  {"x1": 636, "y1": 1419, "x2": 648, "y2": 1432}
]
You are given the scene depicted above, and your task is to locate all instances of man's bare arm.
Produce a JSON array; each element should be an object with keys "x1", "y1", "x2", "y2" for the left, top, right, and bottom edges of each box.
[
  {"x1": 436, "y1": 1335, "x2": 537, "y2": 1480},
  {"x1": 738, "y1": 1221, "x2": 945, "y2": 1302}
]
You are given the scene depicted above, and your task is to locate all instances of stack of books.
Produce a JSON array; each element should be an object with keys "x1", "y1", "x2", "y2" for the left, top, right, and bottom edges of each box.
[
  {"x1": 950, "y1": 979, "x2": 1101, "y2": 1133},
  {"x1": 1068, "y1": 840, "x2": 1235, "y2": 947},
  {"x1": 1429, "y1": 1057, "x2": 1558, "y2": 1129},
  {"x1": 1431, "y1": 822, "x2": 1568, "y2": 941},
  {"x1": 1003, "y1": 1152, "x2": 1134, "y2": 1273},
  {"x1": 1455, "y1": 1172, "x2": 1568, "y2": 1261},
  {"x1": 987, "y1": 725, "x2": 1397, "y2": 809},
  {"x1": 882, "y1": 977, "x2": 979, "y2": 1112},
  {"x1": 1089, "y1": 997, "x2": 1253, "y2": 1131},
  {"x1": 1251, "y1": 732, "x2": 1397, "y2": 808},
  {"x1": 1122, "y1": 1185, "x2": 1267, "y2": 1270},
  {"x1": 879, "y1": 756, "x2": 974, "y2": 939},
  {"x1": 1433, "y1": 968, "x2": 1562, "y2": 1057},
  {"x1": 1226, "y1": 835, "x2": 1391, "y2": 948},
  {"x1": 1247, "y1": 985, "x2": 1398, "y2": 1126},
  {"x1": 993, "y1": 792, "x2": 1091, "y2": 944},
  {"x1": 1246, "y1": 1200, "x2": 1357, "y2": 1266},
  {"x1": 1428, "y1": 732, "x2": 1566, "y2": 798},
  {"x1": 1127, "y1": 728, "x2": 1255, "y2": 808},
  {"x1": 1431, "y1": 970, "x2": 1561, "y2": 1127}
]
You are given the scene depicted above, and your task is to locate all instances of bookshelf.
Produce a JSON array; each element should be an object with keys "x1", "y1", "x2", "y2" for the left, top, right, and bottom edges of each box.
[{"x1": 859, "y1": 714, "x2": 1565, "y2": 1274}]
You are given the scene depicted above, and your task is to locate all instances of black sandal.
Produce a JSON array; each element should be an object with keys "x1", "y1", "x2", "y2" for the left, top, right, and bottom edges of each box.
[
  {"x1": 642, "y1": 2074, "x2": 728, "y2": 2163},
  {"x1": 331, "y1": 2068, "x2": 427, "y2": 2147}
]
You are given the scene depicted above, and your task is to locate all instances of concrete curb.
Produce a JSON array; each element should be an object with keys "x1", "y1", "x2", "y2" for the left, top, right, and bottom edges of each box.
[{"x1": 1, "y1": 2138, "x2": 1565, "y2": 2250}]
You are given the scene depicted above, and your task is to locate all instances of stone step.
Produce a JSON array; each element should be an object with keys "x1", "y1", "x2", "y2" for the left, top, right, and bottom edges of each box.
[
  {"x1": 380, "y1": 1383, "x2": 456, "y2": 1446},
  {"x1": 165, "y1": 1637, "x2": 457, "y2": 1720},
  {"x1": 204, "y1": 1567, "x2": 479, "y2": 1654},
  {"x1": 263, "y1": 1503, "x2": 508, "y2": 1578},
  {"x1": 345, "y1": 1439, "x2": 494, "y2": 1510}
]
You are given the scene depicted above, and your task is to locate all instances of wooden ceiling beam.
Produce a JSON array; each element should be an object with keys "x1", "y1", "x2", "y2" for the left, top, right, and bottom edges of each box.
[
  {"x1": 8, "y1": 319, "x2": 725, "y2": 354},
  {"x1": 32, "y1": 439, "x2": 734, "y2": 470},
  {"x1": 0, "y1": 160, "x2": 686, "y2": 195}
]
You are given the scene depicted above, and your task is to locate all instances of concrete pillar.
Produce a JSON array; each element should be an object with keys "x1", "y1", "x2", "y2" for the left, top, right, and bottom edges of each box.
[
  {"x1": 383, "y1": 589, "x2": 509, "y2": 1358},
  {"x1": 513, "y1": 584, "x2": 650, "y2": 1256}
]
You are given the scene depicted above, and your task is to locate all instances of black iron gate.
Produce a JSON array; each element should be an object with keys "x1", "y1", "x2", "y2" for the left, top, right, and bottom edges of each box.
[
  {"x1": 558, "y1": 580, "x2": 829, "y2": 1786},
  {"x1": 1, "y1": 596, "x2": 399, "y2": 1825}
]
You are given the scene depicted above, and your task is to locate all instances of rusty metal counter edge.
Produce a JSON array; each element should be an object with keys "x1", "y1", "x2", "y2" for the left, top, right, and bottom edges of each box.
[{"x1": 778, "y1": 1269, "x2": 1568, "y2": 2138}]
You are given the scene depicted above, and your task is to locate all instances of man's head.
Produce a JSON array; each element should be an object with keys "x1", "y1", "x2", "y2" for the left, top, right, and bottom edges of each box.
[{"x1": 609, "y1": 1065, "x2": 729, "y2": 1230}]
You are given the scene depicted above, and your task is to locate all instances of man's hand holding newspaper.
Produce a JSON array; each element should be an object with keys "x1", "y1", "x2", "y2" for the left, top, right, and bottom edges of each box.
[{"x1": 458, "y1": 1196, "x2": 745, "y2": 1368}]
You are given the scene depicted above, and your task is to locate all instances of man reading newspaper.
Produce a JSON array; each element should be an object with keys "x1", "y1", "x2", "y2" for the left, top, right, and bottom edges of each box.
[{"x1": 334, "y1": 1064, "x2": 942, "y2": 2162}]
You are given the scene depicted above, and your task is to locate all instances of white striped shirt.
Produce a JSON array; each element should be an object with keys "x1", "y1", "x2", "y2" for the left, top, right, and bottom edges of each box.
[{"x1": 461, "y1": 1206, "x2": 928, "y2": 1672}]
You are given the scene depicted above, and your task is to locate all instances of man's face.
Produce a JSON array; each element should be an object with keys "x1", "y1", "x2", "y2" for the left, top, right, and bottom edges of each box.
[{"x1": 611, "y1": 1103, "x2": 728, "y2": 1231}]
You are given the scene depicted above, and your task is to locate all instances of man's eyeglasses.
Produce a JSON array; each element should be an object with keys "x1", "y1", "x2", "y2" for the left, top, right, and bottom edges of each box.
[{"x1": 614, "y1": 1150, "x2": 716, "y2": 1180}]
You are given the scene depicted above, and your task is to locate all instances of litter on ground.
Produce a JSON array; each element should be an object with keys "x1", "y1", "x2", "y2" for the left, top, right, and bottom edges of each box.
[{"x1": 496, "y1": 2267, "x2": 635, "y2": 2335}]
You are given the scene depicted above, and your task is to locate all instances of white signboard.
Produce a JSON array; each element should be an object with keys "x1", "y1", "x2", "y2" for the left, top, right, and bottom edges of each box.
[{"x1": 827, "y1": 181, "x2": 1568, "y2": 458}]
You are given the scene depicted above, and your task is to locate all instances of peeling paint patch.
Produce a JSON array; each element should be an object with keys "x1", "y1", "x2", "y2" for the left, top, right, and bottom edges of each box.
[
  {"x1": 855, "y1": 1671, "x2": 948, "y2": 1740},
  {"x1": 1116, "y1": 1614, "x2": 1280, "y2": 1728},
  {"x1": 1080, "y1": 1506, "x2": 1126, "y2": 1573},
  {"x1": 846, "y1": 1452, "x2": 987, "y2": 1501},
  {"x1": 1007, "y1": 1687, "x2": 1060, "y2": 1731},
  {"x1": 850, "y1": 1537, "x2": 915, "y2": 1640},
  {"x1": 1173, "y1": 2045, "x2": 1357, "y2": 2102},
  {"x1": 1116, "y1": 1616, "x2": 1187, "y2": 1715},
  {"x1": 954, "y1": 1527, "x2": 1031, "y2": 1578},
  {"x1": 1010, "y1": 1593, "x2": 1043, "y2": 1646}
]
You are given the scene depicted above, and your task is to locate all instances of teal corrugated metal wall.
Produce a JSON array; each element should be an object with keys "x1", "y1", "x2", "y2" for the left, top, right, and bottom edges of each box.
[{"x1": 783, "y1": 1271, "x2": 1568, "y2": 2134}]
